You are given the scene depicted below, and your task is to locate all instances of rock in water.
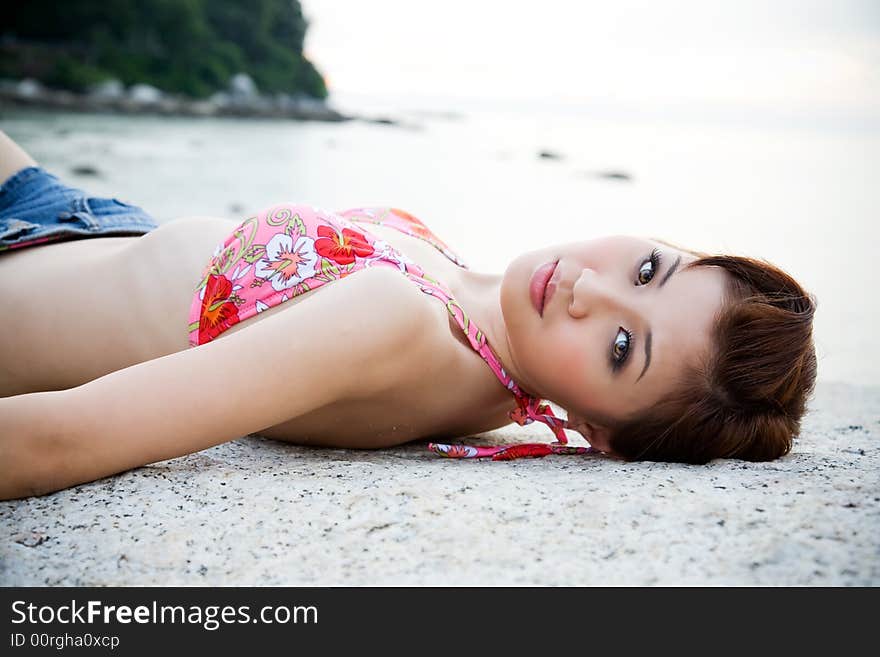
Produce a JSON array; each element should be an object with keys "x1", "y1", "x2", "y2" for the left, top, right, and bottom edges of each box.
[
  {"x1": 129, "y1": 84, "x2": 162, "y2": 104},
  {"x1": 229, "y1": 73, "x2": 258, "y2": 98},
  {"x1": 88, "y1": 79, "x2": 124, "y2": 100},
  {"x1": 71, "y1": 165, "x2": 101, "y2": 177},
  {"x1": 16, "y1": 78, "x2": 43, "y2": 98},
  {"x1": 597, "y1": 171, "x2": 632, "y2": 182}
]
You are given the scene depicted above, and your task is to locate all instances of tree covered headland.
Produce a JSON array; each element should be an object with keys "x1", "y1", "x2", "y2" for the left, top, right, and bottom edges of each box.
[{"x1": 3, "y1": 0, "x2": 328, "y2": 99}]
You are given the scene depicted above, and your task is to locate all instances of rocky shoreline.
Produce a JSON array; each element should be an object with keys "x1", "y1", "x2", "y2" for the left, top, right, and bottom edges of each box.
[{"x1": 0, "y1": 75, "x2": 399, "y2": 126}]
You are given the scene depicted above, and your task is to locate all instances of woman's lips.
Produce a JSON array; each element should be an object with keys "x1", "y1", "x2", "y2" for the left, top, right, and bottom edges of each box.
[
  {"x1": 543, "y1": 261, "x2": 559, "y2": 313},
  {"x1": 530, "y1": 259, "x2": 559, "y2": 317}
]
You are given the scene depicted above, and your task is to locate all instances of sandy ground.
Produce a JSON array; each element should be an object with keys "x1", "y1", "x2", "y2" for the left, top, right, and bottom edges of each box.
[{"x1": 1, "y1": 380, "x2": 877, "y2": 586}]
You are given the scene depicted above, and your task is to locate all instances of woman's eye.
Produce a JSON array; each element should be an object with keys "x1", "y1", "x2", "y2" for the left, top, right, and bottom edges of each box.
[
  {"x1": 636, "y1": 248, "x2": 662, "y2": 285},
  {"x1": 612, "y1": 328, "x2": 633, "y2": 369}
]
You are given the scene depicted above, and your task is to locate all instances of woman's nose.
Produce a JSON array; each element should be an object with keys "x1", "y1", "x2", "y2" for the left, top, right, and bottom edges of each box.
[{"x1": 568, "y1": 268, "x2": 627, "y2": 318}]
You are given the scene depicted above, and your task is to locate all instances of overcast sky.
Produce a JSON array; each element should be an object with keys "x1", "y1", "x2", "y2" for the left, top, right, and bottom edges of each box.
[{"x1": 300, "y1": 0, "x2": 880, "y2": 116}]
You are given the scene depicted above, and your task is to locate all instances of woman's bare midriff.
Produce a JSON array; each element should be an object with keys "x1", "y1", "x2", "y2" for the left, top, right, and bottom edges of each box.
[{"x1": 0, "y1": 216, "x2": 515, "y2": 446}]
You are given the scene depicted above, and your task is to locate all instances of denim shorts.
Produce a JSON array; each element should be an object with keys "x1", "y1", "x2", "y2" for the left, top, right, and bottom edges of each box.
[{"x1": 0, "y1": 166, "x2": 158, "y2": 252}]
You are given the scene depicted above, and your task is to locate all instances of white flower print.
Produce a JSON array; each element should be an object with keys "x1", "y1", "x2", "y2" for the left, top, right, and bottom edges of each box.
[
  {"x1": 229, "y1": 263, "x2": 252, "y2": 281},
  {"x1": 255, "y1": 233, "x2": 319, "y2": 292},
  {"x1": 311, "y1": 206, "x2": 343, "y2": 223},
  {"x1": 366, "y1": 238, "x2": 413, "y2": 273},
  {"x1": 256, "y1": 293, "x2": 290, "y2": 314}
]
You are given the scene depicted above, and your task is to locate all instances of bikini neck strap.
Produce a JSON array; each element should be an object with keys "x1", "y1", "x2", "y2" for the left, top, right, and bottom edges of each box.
[{"x1": 506, "y1": 384, "x2": 569, "y2": 445}]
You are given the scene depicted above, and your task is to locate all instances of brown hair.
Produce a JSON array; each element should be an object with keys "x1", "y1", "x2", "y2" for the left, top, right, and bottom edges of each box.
[{"x1": 605, "y1": 240, "x2": 818, "y2": 464}]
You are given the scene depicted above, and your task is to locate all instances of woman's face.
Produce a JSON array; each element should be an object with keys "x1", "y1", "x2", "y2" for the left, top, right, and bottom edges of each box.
[{"x1": 500, "y1": 236, "x2": 729, "y2": 452}]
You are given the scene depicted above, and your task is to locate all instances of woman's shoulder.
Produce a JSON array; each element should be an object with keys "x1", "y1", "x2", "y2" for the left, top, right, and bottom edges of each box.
[{"x1": 290, "y1": 264, "x2": 447, "y2": 397}]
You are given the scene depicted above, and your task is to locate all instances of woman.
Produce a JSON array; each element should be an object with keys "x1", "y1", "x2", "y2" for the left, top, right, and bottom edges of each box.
[{"x1": 0, "y1": 131, "x2": 818, "y2": 500}]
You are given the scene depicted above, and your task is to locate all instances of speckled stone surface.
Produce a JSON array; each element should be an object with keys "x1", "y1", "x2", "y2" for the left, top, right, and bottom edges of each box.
[{"x1": 1, "y1": 381, "x2": 877, "y2": 586}]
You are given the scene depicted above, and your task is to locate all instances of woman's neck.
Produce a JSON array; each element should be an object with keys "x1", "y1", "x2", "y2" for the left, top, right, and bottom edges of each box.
[{"x1": 447, "y1": 267, "x2": 540, "y2": 401}]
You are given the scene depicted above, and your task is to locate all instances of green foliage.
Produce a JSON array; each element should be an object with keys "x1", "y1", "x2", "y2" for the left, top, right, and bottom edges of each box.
[
  {"x1": 47, "y1": 55, "x2": 110, "y2": 92},
  {"x1": 4, "y1": 0, "x2": 328, "y2": 99}
]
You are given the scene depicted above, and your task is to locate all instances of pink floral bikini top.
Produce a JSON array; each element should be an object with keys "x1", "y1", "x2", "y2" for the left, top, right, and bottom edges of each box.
[{"x1": 188, "y1": 204, "x2": 593, "y2": 461}]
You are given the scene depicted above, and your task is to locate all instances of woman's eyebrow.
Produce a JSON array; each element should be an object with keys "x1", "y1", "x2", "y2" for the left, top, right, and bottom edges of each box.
[
  {"x1": 659, "y1": 254, "x2": 682, "y2": 288},
  {"x1": 636, "y1": 331, "x2": 652, "y2": 383},
  {"x1": 636, "y1": 254, "x2": 682, "y2": 383}
]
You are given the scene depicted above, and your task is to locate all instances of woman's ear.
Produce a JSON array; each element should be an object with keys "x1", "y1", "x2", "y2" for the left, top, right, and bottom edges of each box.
[{"x1": 564, "y1": 413, "x2": 614, "y2": 453}]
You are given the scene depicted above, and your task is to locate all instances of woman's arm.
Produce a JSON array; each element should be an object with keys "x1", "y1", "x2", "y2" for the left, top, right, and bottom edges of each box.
[
  {"x1": 0, "y1": 266, "x2": 428, "y2": 500},
  {"x1": 0, "y1": 130, "x2": 38, "y2": 183}
]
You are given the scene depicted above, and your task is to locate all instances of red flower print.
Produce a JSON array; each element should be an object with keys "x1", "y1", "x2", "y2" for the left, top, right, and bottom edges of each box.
[
  {"x1": 508, "y1": 395, "x2": 533, "y2": 426},
  {"x1": 393, "y1": 209, "x2": 432, "y2": 237},
  {"x1": 314, "y1": 225, "x2": 374, "y2": 265},
  {"x1": 198, "y1": 274, "x2": 241, "y2": 344},
  {"x1": 390, "y1": 208, "x2": 421, "y2": 224},
  {"x1": 427, "y1": 443, "x2": 484, "y2": 458},
  {"x1": 509, "y1": 405, "x2": 529, "y2": 426},
  {"x1": 391, "y1": 207, "x2": 454, "y2": 251},
  {"x1": 492, "y1": 444, "x2": 553, "y2": 461}
]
